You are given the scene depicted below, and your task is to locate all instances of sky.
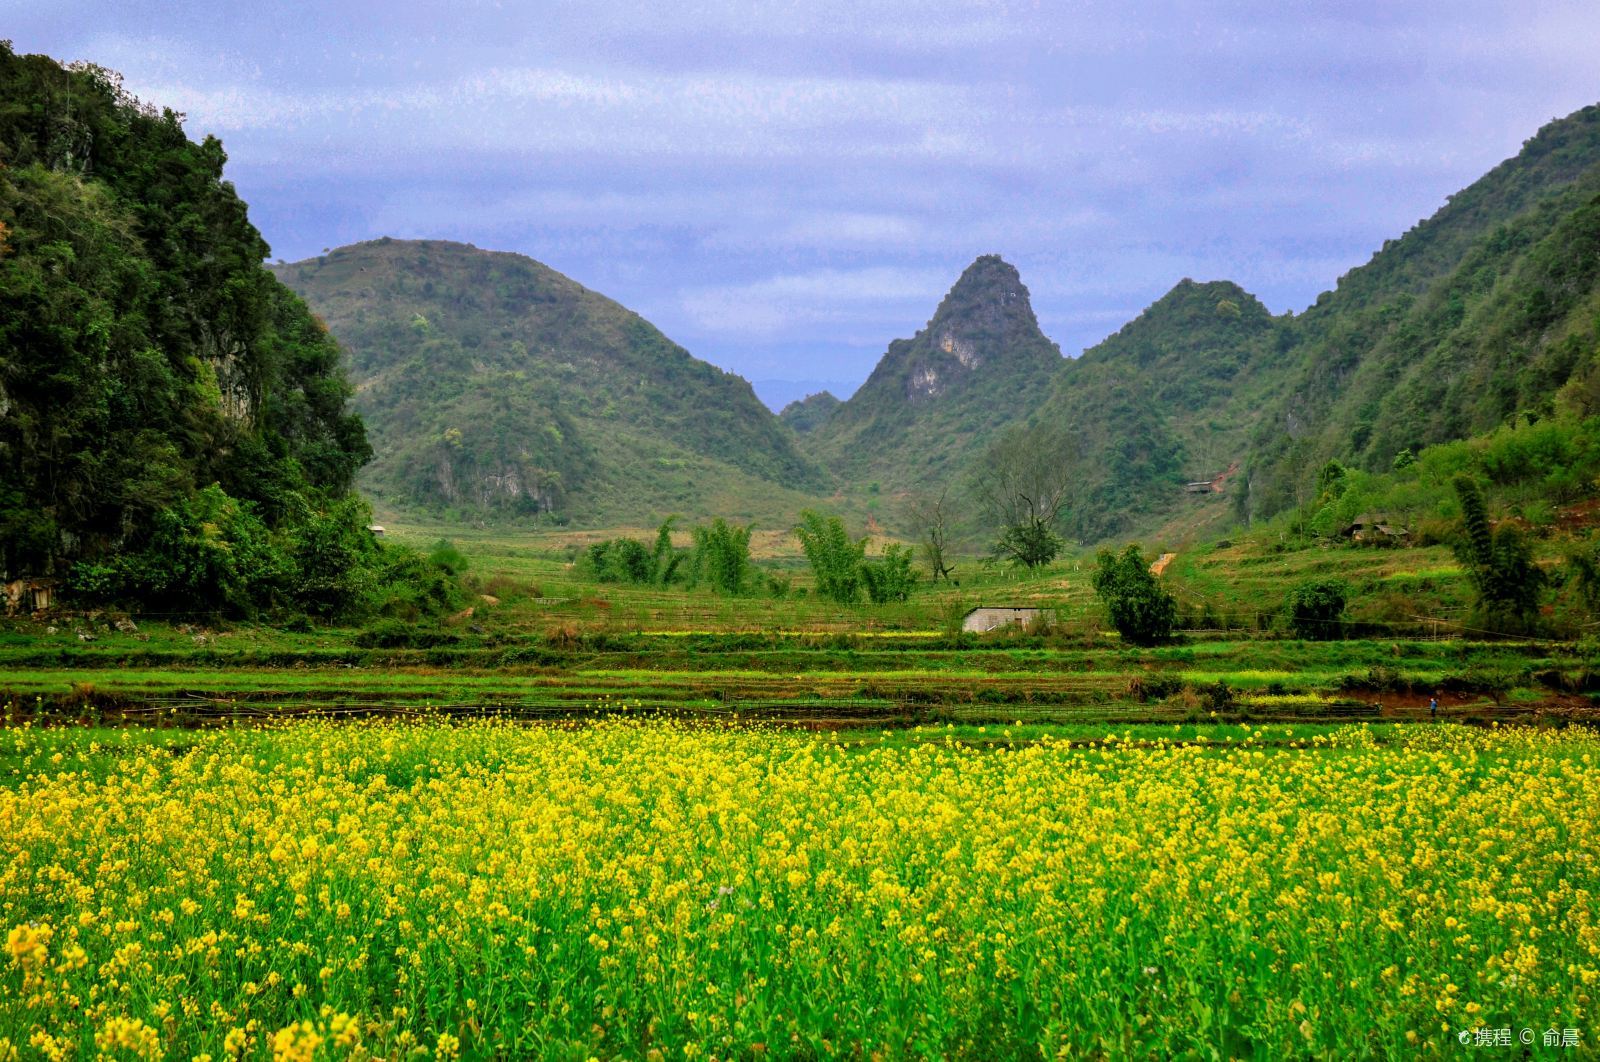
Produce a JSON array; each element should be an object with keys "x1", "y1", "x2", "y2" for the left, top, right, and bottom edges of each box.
[{"x1": 12, "y1": 1, "x2": 1600, "y2": 409}]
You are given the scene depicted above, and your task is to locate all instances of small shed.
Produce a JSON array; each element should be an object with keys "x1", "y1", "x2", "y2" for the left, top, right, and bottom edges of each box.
[
  {"x1": 366, "y1": 525, "x2": 386, "y2": 537},
  {"x1": 1184, "y1": 481, "x2": 1215, "y2": 494},
  {"x1": 962, "y1": 606, "x2": 1049, "y2": 633},
  {"x1": 4, "y1": 578, "x2": 58, "y2": 615},
  {"x1": 1340, "y1": 513, "x2": 1409, "y2": 543}
]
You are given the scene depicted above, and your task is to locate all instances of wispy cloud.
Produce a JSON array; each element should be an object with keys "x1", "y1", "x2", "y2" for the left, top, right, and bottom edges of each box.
[{"x1": 19, "y1": 2, "x2": 1600, "y2": 383}]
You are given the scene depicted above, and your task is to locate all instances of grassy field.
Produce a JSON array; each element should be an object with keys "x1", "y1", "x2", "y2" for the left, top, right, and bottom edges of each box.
[
  {"x1": 3, "y1": 719, "x2": 1597, "y2": 1058},
  {"x1": 2, "y1": 519, "x2": 1593, "y2": 730}
]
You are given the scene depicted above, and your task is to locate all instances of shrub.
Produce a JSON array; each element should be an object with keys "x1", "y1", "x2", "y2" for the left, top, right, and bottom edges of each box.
[
  {"x1": 1451, "y1": 476, "x2": 1545, "y2": 632},
  {"x1": 860, "y1": 544, "x2": 921, "y2": 604},
  {"x1": 1091, "y1": 545, "x2": 1178, "y2": 646},
  {"x1": 1286, "y1": 579, "x2": 1349, "y2": 640}
]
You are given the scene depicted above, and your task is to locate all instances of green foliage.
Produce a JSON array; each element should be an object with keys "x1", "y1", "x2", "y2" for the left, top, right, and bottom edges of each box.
[
  {"x1": 860, "y1": 544, "x2": 921, "y2": 604},
  {"x1": 1569, "y1": 542, "x2": 1600, "y2": 617},
  {"x1": 586, "y1": 519, "x2": 685, "y2": 587},
  {"x1": 795, "y1": 511, "x2": 866, "y2": 604},
  {"x1": 1451, "y1": 476, "x2": 1546, "y2": 632},
  {"x1": 427, "y1": 539, "x2": 469, "y2": 576},
  {"x1": 588, "y1": 538, "x2": 655, "y2": 585},
  {"x1": 778, "y1": 391, "x2": 840, "y2": 435},
  {"x1": 995, "y1": 522, "x2": 1065, "y2": 570},
  {"x1": 0, "y1": 44, "x2": 378, "y2": 618},
  {"x1": 1286, "y1": 580, "x2": 1350, "y2": 640},
  {"x1": 689, "y1": 519, "x2": 753, "y2": 595},
  {"x1": 1092, "y1": 545, "x2": 1179, "y2": 646}
]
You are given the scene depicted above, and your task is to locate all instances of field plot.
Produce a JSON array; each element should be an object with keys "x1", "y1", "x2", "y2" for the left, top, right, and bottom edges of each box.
[{"x1": 3, "y1": 719, "x2": 1597, "y2": 1059}]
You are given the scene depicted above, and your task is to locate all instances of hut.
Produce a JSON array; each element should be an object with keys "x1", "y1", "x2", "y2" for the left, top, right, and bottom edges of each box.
[
  {"x1": 3, "y1": 578, "x2": 57, "y2": 615},
  {"x1": 961, "y1": 606, "x2": 1049, "y2": 633},
  {"x1": 1339, "y1": 513, "x2": 1409, "y2": 544}
]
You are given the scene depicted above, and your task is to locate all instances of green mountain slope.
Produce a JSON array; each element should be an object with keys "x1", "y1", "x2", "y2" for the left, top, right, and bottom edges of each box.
[
  {"x1": 1040, "y1": 279, "x2": 1288, "y2": 540},
  {"x1": 273, "y1": 240, "x2": 828, "y2": 524},
  {"x1": 801, "y1": 255, "x2": 1063, "y2": 494},
  {"x1": 0, "y1": 44, "x2": 373, "y2": 612},
  {"x1": 1243, "y1": 103, "x2": 1600, "y2": 520},
  {"x1": 1032, "y1": 103, "x2": 1600, "y2": 545},
  {"x1": 779, "y1": 391, "x2": 841, "y2": 435}
]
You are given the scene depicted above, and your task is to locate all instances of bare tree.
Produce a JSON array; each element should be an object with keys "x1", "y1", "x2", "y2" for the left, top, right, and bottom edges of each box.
[
  {"x1": 904, "y1": 487, "x2": 956, "y2": 582},
  {"x1": 970, "y1": 423, "x2": 1078, "y2": 568}
]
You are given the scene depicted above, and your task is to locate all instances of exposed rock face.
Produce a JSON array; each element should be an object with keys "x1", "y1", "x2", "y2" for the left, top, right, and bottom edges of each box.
[
  {"x1": 797, "y1": 253, "x2": 1063, "y2": 493},
  {"x1": 885, "y1": 254, "x2": 1049, "y2": 405}
]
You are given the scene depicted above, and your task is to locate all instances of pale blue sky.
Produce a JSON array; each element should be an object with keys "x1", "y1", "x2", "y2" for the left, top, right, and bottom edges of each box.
[{"x1": 12, "y1": 2, "x2": 1600, "y2": 407}]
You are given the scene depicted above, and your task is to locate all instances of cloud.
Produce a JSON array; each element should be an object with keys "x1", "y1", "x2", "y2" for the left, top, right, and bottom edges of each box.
[{"x1": 681, "y1": 267, "x2": 949, "y2": 336}]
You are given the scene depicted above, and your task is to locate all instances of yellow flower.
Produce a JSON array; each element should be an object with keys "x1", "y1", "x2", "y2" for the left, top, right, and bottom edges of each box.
[{"x1": 5, "y1": 922, "x2": 51, "y2": 967}]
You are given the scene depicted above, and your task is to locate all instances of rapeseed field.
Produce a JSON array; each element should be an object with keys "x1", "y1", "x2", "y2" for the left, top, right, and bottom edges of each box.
[{"x1": 2, "y1": 720, "x2": 1596, "y2": 1059}]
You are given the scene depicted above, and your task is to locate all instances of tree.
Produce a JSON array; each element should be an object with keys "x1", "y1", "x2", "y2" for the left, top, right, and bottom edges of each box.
[
  {"x1": 689, "y1": 519, "x2": 752, "y2": 595},
  {"x1": 1451, "y1": 476, "x2": 1545, "y2": 631},
  {"x1": 860, "y1": 544, "x2": 921, "y2": 604},
  {"x1": 794, "y1": 511, "x2": 866, "y2": 604},
  {"x1": 904, "y1": 488, "x2": 956, "y2": 582},
  {"x1": 971, "y1": 423, "x2": 1076, "y2": 568},
  {"x1": 1286, "y1": 579, "x2": 1349, "y2": 640},
  {"x1": 1091, "y1": 545, "x2": 1177, "y2": 646}
]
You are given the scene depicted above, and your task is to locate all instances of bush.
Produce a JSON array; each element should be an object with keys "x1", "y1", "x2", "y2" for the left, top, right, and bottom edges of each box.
[
  {"x1": 1286, "y1": 579, "x2": 1349, "y2": 640},
  {"x1": 1452, "y1": 476, "x2": 1546, "y2": 632},
  {"x1": 1091, "y1": 545, "x2": 1178, "y2": 646},
  {"x1": 860, "y1": 544, "x2": 921, "y2": 604},
  {"x1": 586, "y1": 518, "x2": 685, "y2": 587}
]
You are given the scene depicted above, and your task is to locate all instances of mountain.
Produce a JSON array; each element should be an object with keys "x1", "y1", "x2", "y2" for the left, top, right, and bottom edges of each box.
[
  {"x1": 799, "y1": 255, "x2": 1063, "y2": 494},
  {"x1": 273, "y1": 240, "x2": 828, "y2": 524},
  {"x1": 1034, "y1": 103, "x2": 1600, "y2": 544},
  {"x1": 779, "y1": 391, "x2": 841, "y2": 434},
  {"x1": 1241, "y1": 103, "x2": 1600, "y2": 521},
  {"x1": 1039, "y1": 279, "x2": 1287, "y2": 540},
  {"x1": 0, "y1": 44, "x2": 375, "y2": 615}
]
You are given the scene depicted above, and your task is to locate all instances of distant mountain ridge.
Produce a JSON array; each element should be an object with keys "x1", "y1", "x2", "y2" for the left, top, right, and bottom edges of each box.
[
  {"x1": 273, "y1": 240, "x2": 828, "y2": 523},
  {"x1": 281, "y1": 102, "x2": 1600, "y2": 541},
  {"x1": 799, "y1": 101, "x2": 1600, "y2": 543}
]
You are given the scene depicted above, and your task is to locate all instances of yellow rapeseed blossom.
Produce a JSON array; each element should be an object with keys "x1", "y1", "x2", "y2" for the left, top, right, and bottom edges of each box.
[{"x1": 0, "y1": 719, "x2": 1596, "y2": 1057}]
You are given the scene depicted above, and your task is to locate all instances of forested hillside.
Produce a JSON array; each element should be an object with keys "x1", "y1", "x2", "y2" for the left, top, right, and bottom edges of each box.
[
  {"x1": 274, "y1": 240, "x2": 830, "y2": 524},
  {"x1": 0, "y1": 44, "x2": 384, "y2": 616},
  {"x1": 1241, "y1": 104, "x2": 1600, "y2": 521}
]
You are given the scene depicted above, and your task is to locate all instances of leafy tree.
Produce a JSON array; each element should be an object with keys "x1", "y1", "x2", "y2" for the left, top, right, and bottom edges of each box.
[
  {"x1": 904, "y1": 488, "x2": 956, "y2": 582},
  {"x1": 972, "y1": 423, "x2": 1076, "y2": 568},
  {"x1": 1451, "y1": 476, "x2": 1546, "y2": 631},
  {"x1": 1567, "y1": 541, "x2": 1600, "y2": 619},
  {"x1": 1091, "y1": 545, "x2": 1178, "y2": 646},
  {"x1": 0, "y1": 44, "x2": 377, "y2": 618},
  {"x1": 795, "y1": 511, "x2": 866, "y2": 604},
  {"x1": 860, "y1": 544, "x2": 921, "y2": 604},
  {"x1": 1286, "y1": 579, "x2": 1349, "y2": 640},
  {"x1": 588, "y1": 538, "x2": 654, "y2": 585},
  {"x1": 586, "y1": 518, "x2": 686, "y2": 587},
  {"x1": 651, "y1": 517, "x2": 685, "y2": 586},
  {"x1": 690, "y1": 519, "x2": 752, "y2": 595}
]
